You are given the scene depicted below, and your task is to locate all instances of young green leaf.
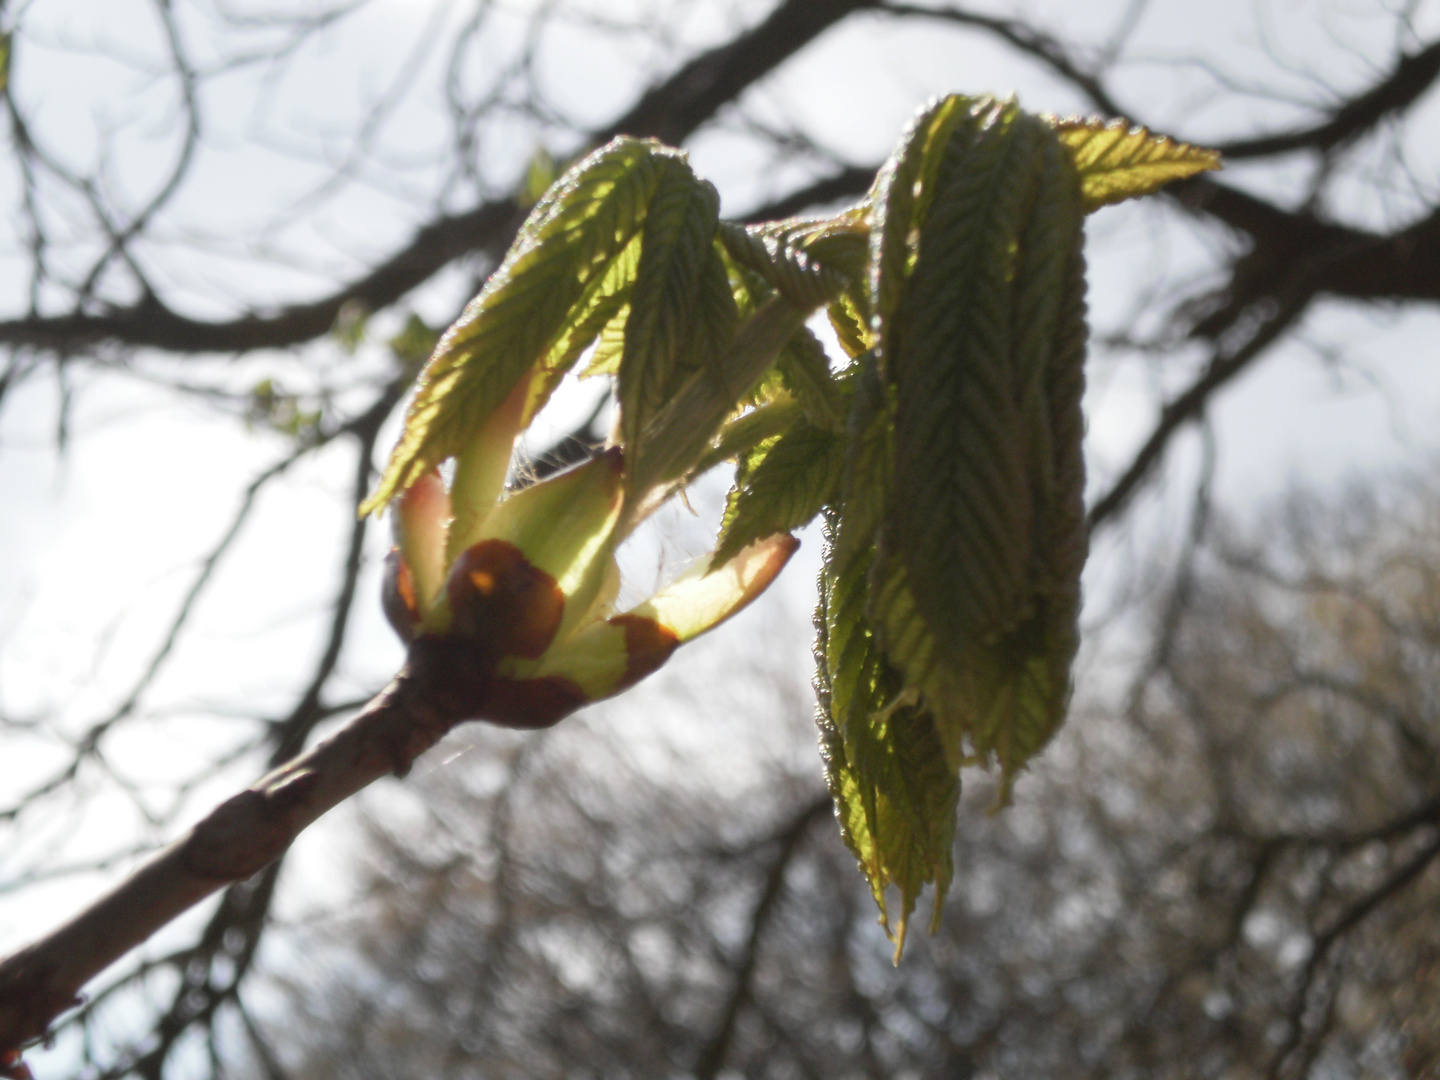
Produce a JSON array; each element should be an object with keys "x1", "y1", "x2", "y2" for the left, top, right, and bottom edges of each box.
[
  {"x1": 885, "y1": 100, "x2": 1052, "y2": 662},
  {"x1": 713, "y1": 223, "x2": 850, "y2": 430},
  {"x1": 831, "y1": 353, "x2": 890, "y2": 574},
  {"x1": 542, "y1": 234, "x2": 642, "y2": 387},
  {"x1": 826, "y1": 290, "x2": 872, "y2": 360},
  {"x1": 775, "y1": 324, "x2": 845, "y2": 431},
  {"x1": 815, "y1": 518, "x2": 959, "y2": 958},
  {"x1": 624, "y1": 294, "x2": 812, "y2": 500},
  {"x1": 717, "y1": 216, "x2": 867, "y2": 311},
  {"x1": 806, "y1": 95, "x2": 1213, "y2": 957},
  {"x1": 686, "y1": 397, "x2": 802, "y2": 482},
  {"x1": 863, "y1": 95, "x2": 1089, "y2": 794},
  {"x1": 363, "y1": 138, "x2": 683, "y2": 515},
  {"x1": 869, "y1": 94, "x2": 969, "y2": 355},
  {"x1": 1053, "y1": 119, "x2": 1220, "y2": 211},
  {"x1": 618, "y1": 170, "x2": 722, "y2": 424},
  {"x1": 618, "y1": 170, "x2": 739, "y2": 494},
  {"x1": 713, "y1": 419, "x2": 845, "y2": 563}
]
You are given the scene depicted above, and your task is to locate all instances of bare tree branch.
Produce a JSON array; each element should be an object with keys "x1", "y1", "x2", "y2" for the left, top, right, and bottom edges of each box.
[
  {"x1": 693, "y1": 794, "x2": 830, "y2": 1080},
  {"x1": 0, "y1": 0, "x2": 876, "y2": 359},
  {"x1": 0, "y1": 670, "x2": 459, "y2": 1054},
  {"x1": 1216, "y1": 38, "x2": 1440, "y2": 159}
]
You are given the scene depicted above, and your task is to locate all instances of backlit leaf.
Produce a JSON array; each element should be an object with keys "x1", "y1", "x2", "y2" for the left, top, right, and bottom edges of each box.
[
  {"x1": 544, "y1": 234, "x2": 642, "y2": 386},
  {"x1": 1053, "y1": 119, "x2": 1220, "y2": 211},
  {"x1": 826, "y1": 290, "x2": 872, "y2": 359},
  {"x1": 714, "y1": 419, "x2": 844, "y2": 563},
  {"x1": 687, "y1": 398, "x2": 801, "y2": 482},
  {"x1": 862, "y1": 95, "x2": 1089, "y2": 794},
  {"x1": 619, "y1": 171, "x2": 739, "y2": 491},
  {"x1": 619, "y1": 171, "x2": 722, "y2": 428},
  {"x1": 815, "y1": 516, "x2": 959, "y2": 957},
  {"x1": 577, "y1": 300, "x2": 631, "y2": 379},
  {"x1": 625, "y1": 294, "x2": 812, "y2": 499},
  {"x1": 717, "y1": 214, "x2": 868, "y2": 310},
  {"x1": 775, "y1": 324, "x2": 844, "y2": 431},
  {"x1": 885, "y1": 99, "x2": 1051, "y2": 662},
  {"x1": 364, "y1": 138, "x2": 682, "y2": 514},
  {"x1": 831, "y1": 354, "x2": 890, "y2": 574},
  {"x1": 869, "y1": 95, "x2": 968, "y2": 355}
]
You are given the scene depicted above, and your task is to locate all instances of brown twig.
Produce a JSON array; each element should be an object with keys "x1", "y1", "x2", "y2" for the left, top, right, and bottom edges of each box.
[{"x1": 0, "y1": 668, "x2": 459, "y2": 1057}]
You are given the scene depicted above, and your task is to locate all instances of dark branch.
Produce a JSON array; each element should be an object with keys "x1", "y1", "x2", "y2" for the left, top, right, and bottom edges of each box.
[
  {"x1": 692, "y1": 795, "x2": 831, "y2": 1080},
  {"x1": 1216, "y1": 39, "x2": 1440, "y2": 159},
  {"x1": 740, "y1": 165, "x2": 876, "y2": 222},
  {"x1": 874, "y1": 2, "x2": 1126, "y2": 115},
  {"x1": 0, "y1": 669, "x2": 465, "y2": 1056},
  {"x1": 1087, "y1": 286, "x2": 1309, "y2": 530},
  {"x1": 1266, "y1": 830, "x2": 1440, "y2": 1079},
  {"x1": 598, "y1": 0, "x2": 875, "y2": 146},
  {"x1": 0, "y1": 0, "x2": 876, "y2": 359}
]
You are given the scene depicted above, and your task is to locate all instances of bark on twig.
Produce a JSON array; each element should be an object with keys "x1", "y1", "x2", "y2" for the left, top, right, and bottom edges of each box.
[{"x1": 0, "y1": 667, "x2": 457, "y2": 1055}]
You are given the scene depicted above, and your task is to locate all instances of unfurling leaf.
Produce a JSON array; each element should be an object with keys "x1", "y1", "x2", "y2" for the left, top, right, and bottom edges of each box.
[
  {"x1": 714, "y1": 419, "x2": 845, "y2": 564},
  {"x1": 718, "y1": 213, "x2": 868, "y2": 311},
  {"x1": 815, "y1": 515, "x2": 958, "y2": 959},
  {"x1": 366, "y1": 128, "x2": 869, "y2": 742},
  {"x1": 357, "y1": 91, "x2": 1211, "y2": 965},
  {"x1": 815, "y1": 94, "x2": 1110, "y2": 952},
  {"x1": 868, "y1": 94, "x2": 968, "y2": 347},
  {"x1": 870, "y1": 96, "x2": 1088, "y2": 791},
  {"x1": 618, "y1": 172, "x2": 737, "y2": 491},
  {"x1": 1053, "y1": 119, "x2": 1221, "y2": 211},
  {"x1": 826, "y1": 290, "x2": 872, "y2": 359},
  {"x1": 775, "y1": 325, "x2": 845, "y2": 431},
  {"x1": 363, "y1": 138, "x2": 690, "y2": 515}
]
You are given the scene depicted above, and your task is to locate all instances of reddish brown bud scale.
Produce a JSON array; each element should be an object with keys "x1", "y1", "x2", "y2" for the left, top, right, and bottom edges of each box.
[
  {"x1": 404, "y1": 633, "x2": 586, "y2": 730},
  {"x1": 2, "y1": 1044, "x2": 36, "y2": 1078},
  {"x1": 475, "y1": 675, "x2": 589, "y2": 728},
  {"x1": 610, "y1": 613, "x2": 680, "y2": 690},
  {"x1": 445, "y1": 539, "x2": 566, "y2": 660}
]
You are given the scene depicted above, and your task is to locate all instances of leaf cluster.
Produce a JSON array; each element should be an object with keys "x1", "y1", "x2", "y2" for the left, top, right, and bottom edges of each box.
[{"x1": 364, "y1": 97, "x2": 1217, "y2": 953}]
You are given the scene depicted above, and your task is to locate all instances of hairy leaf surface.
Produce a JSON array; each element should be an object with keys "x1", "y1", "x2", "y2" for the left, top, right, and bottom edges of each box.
[
  {"x1": 831, "y1": 354, "x2": 890, "y2": 574},
  {"x1": 716, "y1": 251, "x2": 843, "y2": 429},
  {"x1": 884, "y1": 100, "x2": 1049, "y2": 663},
  {"x1": 618, "y1": 169, "x2": 735, "y2": 455},
  {"x1": 869, "y1": 95, "x2": 968, "y2": 356},
  {"x1": 775, "y1": 325, "x2": 844, "y2": 431},
  {"x1": 718, "y1": 214, "x2": 868, "y2": 311},
  {"x1": 826, "y1": 290, "x2": 872, "y2": 359}
]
